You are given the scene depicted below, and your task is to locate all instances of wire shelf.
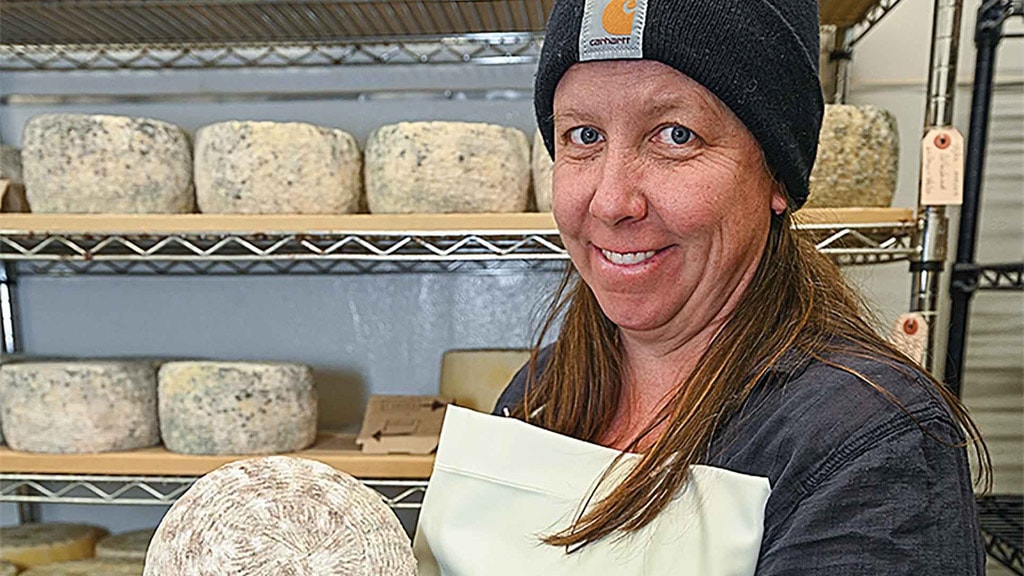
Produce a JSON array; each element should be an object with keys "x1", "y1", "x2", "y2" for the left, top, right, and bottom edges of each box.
[
  {"x1": 0, "y1": 216, "x2": 916, "y2": 275},
  {"x1": 977, "y1": 494, "x2": 1023, "y2": 575},
  {"x1": 1, "y1": 0, "x2": 554, "y2": 45},
  {"x1": 0, "y1": 473, "x2": 428, "y2": 510},
  {"x1": 0, "y1": 35, "x2": 544, "y2": 71}
]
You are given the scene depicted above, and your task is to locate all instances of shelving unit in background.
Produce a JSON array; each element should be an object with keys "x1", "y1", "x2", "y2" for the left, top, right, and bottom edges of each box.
[{"x1": 943, "y1": 1, "x2": 1024, "y2": 573}]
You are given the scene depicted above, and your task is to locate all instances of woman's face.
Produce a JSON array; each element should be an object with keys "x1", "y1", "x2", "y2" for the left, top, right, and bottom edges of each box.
[{"x1": 552, "y1": 60, "x2": 786, "y2": 339}]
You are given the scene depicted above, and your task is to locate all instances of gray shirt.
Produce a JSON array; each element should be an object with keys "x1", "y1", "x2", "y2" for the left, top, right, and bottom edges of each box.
[{"x1": 494, "y1": 345, "x2": 985, "y2": 575}]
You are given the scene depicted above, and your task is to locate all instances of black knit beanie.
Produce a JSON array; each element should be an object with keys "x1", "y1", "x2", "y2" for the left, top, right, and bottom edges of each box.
[{"x1": 534, "y1": 0, "x2": 824, "y2": 209}]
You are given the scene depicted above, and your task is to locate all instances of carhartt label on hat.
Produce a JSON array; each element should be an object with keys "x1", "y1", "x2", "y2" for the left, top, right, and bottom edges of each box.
[{"x1": 579, "y1": 0, "x2": 646, "y2": 61}]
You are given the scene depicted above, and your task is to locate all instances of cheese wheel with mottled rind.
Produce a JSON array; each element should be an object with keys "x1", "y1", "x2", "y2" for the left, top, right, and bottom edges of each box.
[
  {"x1": 144, "y1": 456, "x2": 415, "y2": 576},
  {"x1": 195, "y1": 121, "x2": 362, "y2": 214},
  {"x1": 807, "y1": 105, "x2": 899, "y2": 208},
  {"x1": 365, "y1": 121, "x2": 530, "y2": 214},
  {"x1": 0, "y1": 361, "x2": 159, "y2": 454},
  {"x1": 20, "y1": 559, "x2": 143, "y2": 576},
  {"x1": 21, "y1": 114, "x2": 193, "y2": 214},
  {"x1": 158, "y1": 362, "x2": 317, "y2": 455},
  {"x1": 0, "y1": 523, "x2": 108, "y2": 568},
  {"x1": 531, "y1": 129, "x2": 553, "y2": 212},
  {"x1": 95, "y1": 529, "x2": 155, "y2": 561}
]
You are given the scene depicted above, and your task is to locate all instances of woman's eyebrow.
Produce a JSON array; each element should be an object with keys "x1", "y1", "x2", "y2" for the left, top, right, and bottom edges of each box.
[{"x1": 552, "y1": 110, "x2": 600, "y2": 126}]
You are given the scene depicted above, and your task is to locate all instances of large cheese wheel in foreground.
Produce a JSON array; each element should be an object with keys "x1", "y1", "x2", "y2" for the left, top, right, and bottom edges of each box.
[
  {"x1": 531, "y1": 129, "x2": 554, "y2": 212},
  {"x1": 0, "y1": 523, "x2": 108, "y2": 568},
  {"x1": 806, "y1": 105, "x2": 899, "y2": 208},
  {"x1": 365, "y1": 121, "x2": 530, "y2": 214},
  {"x1": 21, "y1": 114, "x2": 193, "y2": 214},
  {"x1": 95, "y1": 529, "x2": 155, "y2": 561},
  {"x1": 158, "y1": 362, "x2": 317, "y2": 455},
  {"x1": 195, "y1": 121, "x2": 362, "y2": 214},
  {"x1": 20, "y1": 559, "x2": 143, "y2": 576},
  {"x1": 0, "y1": 361, "x2": 159, "y2": 454},
  {"x1": 144, "y1": 456, "x2": 416, "y2": 576}
]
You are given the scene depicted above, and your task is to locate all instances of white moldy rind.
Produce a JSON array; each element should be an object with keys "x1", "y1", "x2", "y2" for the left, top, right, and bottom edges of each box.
[
  {"x1": 21, "y1": 114, "x2": 194, "y2": 214},
  {"x1": 531, "y1": 129, "x2": 554, "y2": 212},
  {"x1": 806, "y1": 105, "x2": 899, "y2": 208},
  {"x1": 144, "y1": 457, "x2": 416, "y2": 576},
  {"x1": 0, "y1": 361, "x2": 159, "y2": 454},
  {"x1": 365, "y1": 121, "x2": 530, "y2": 214},
  {"x1": 194, "y1": 121, "x2": 363, "y2": 214},
  {"x1": 158, "y1": 362, "x2": 317, "y2": 455}
]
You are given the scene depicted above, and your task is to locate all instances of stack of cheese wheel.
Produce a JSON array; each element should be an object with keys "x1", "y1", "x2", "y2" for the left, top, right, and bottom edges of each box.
[
  {"x1": 144, "y1": 456, "x2": 416, "y2": 575},
  {"x1": 0, "y1": 361, "x2": 159, "y2": 453},
  {"x1": 0, "y1": 524, "x2": 107, "y2": 570},
  {"x1": 21, "y1": 114, "x2": 193, "y2": 214},
  {"x1": 365, "y1": 121, "x2": 530, "y2": 214},
  {"x1": 532, "y1": 129, "x2": 554, "y2": 212},
  {"x1": 806, "y1": 105, "x2": 899, "y2": 208},
  {"x1": 20, "y1": 559, "x2": 143, "y2": 576},
  {"x1": 194, "y1": 121, "x2": 362, "y2": 214},
  {"x1": 95, "y1": 529, "x2": 155, "y2": 561},
  {"x1": 158, "y1": 362, "x2": 317, "y2": 455}
]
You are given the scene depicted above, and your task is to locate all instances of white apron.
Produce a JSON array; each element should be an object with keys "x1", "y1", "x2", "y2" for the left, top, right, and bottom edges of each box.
[{"x1": 415, "y1": 406, "x2": 770, "y2": 576}]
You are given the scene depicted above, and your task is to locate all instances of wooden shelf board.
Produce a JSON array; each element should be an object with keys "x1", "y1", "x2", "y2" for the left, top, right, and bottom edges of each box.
[
  {"x1": 0, "y1": 208, "x2": 914, "y2": 235},
  {"x1": 820, "y1": 0, "x2": 884, "y2": 28},
  {"x1": 0, "y1": 432, "x2": 434, "y2": 479}
]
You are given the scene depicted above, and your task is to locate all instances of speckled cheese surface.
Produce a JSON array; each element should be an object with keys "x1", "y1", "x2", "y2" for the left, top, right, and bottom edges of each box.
[
  {"x1": 20, "y1": 559, "x2": 143, "y2": 576},
  {"x1": 807, "y1": 105, "x2": 899, "y2": 208},
  {"x1": 531, "y1": 129, "x2": 554, "y2": 212},
  {"x1": 365, "y1": 121, "x2": 530, "y2": 214},
  {"x1": 144, "y1": 456, "x2": 416, "y2": 576},
  {"x1": 0, "y1": 560, "x2": 17, "y2": 576},
  {"x1": 0, "y1": 361, "x2": 159, "y2": 454},
  {"x1": 0, "y1": 523, "x2": 108, "y2": 568},
  {"x1": 95, "y1": 529, "x2": 155, "y2": 561},
  {"x1": 21, "y1": 114, "x2": 194, "y2": 214},
  {"x1": 158, "y1": 362, "x2": 317, "y2": 455},
  {"x1": 1, "y1": 145, "x2": 23, "y2": 183},
  {"x1": 195, "y1": 121, "x2": 362, "y2": 214}
]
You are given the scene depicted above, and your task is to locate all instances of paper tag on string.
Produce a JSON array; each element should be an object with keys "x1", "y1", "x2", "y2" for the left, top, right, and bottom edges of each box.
[{"x1": 920, "y1": 128, "x2": 965, "y2": 205}]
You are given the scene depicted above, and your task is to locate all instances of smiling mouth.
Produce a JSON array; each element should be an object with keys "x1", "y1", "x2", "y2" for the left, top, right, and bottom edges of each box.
[{"x1": 600, "y1": 248, "x2": 658, "y2": 265}]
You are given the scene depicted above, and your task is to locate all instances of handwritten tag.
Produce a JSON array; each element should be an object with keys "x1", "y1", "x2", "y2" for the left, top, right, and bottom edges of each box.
[{"x1": 920, "y1": 128, "x2": 965, "y2": 205}]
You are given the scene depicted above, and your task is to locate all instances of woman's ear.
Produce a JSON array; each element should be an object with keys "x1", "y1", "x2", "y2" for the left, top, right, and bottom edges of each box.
[{"x1": 770, "y1": 188, "x2": 788, "y2": 216}]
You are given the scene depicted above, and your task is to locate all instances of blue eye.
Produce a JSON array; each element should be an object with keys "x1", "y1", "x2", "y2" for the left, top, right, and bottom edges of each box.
[
  {"x1": 657, "y1": 125, "x2": 695, "y2": 145},
  {"x1": 569, "y1": 126, "x2": 603, "y2": 145}
]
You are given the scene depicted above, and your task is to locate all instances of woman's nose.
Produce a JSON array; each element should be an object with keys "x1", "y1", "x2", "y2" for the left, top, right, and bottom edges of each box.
[{"x1": 588, "y1": 150, "x2": 647, "y2": 227}]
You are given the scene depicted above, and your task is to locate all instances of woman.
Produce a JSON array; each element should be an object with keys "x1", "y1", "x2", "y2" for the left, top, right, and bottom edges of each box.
[{"x1": 417, "y1": 0, "x2": 989, "y2": 573}]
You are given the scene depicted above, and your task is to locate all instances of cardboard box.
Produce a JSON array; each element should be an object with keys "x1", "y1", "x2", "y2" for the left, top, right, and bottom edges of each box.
[{"x1": 356, "y1": 395, "x2": 449, "y2": 455}]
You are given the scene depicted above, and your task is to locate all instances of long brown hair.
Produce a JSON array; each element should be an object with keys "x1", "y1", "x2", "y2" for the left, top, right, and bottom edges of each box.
[{"x1": 513, "y1": 209, "x2": 991, "y2": 550}]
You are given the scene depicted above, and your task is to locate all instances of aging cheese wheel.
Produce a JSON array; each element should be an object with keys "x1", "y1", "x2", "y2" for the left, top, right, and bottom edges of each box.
[
  {"x1": 0, "y1": 524, "x2": 108, "y2": 568},
  {"x1": 1, "y1": 145, "x2": 29, "y2": 213},
  {"x1": 158, "y1": 362, "x2": 317, "y2": 455},
  {"x1": 195, "y1": 121, "x2": 362, "y2": 214},
  {"x1": 807, "y1": 105, "x2": 899, "y2": 208},
  {"x1": 21, "y1": 114, "x2": 194, "y2": 214},
  {"x1": 0, "y1": 560, "x2": 19, "y2": 576},
  {"x1": 95, "y1": 529, "x2": 155, "y2": 561},
  {"x1": 20, "y1": 560, "x2": 143, "y2": 576},
  {"x1": 365, "y1": 121, "x2": 530, "y2": 214},
  {"x1": 0, "y1": 361, "x2": 159, "y2": 454},
  {"x1": 144, "y1": 456, "x2": 416, "y2": 576},
  {"x1": 531, "y1": 129, "x2": 553, "y2": 212}
]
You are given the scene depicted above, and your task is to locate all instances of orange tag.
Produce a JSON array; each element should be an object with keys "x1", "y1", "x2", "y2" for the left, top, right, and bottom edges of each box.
[{"x1": 920, "y1": 128, "x2": 965, "y2": 205}]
